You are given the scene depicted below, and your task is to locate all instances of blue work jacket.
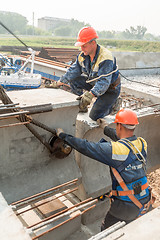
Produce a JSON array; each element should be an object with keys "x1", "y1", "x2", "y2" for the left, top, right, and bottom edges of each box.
[
  {"x1": 60, "y1": 44, "x2": 119, "y2": 97},
  {"x1": 59, "y1": 129, "x2": 149, "y2": 203}
]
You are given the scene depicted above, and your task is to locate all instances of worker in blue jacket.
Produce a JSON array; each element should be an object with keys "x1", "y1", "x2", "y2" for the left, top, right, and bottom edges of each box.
[
  {"x1": 56, "y1": 109, "x2": 154, "y2": 230},
  {"x1": 47, "y1": 26, "x2": 121, "y2": 121}
]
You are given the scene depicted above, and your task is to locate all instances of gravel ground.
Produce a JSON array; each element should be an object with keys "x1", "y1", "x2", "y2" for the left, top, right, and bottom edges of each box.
[{"x1": 147, "y1": 168, "x2": 160, "y2": 208}]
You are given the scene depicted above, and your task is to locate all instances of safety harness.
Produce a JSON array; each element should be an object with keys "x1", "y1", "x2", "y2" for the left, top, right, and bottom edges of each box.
[{"x1": 110, "y1": 138, "x2": 155, "y2": 217}]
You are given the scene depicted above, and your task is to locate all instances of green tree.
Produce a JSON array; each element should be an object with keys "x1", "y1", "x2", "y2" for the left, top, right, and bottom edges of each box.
[
  {"x1": 97, "y1": 30, "x2": 115, "y2": 39},
  {"x1": 122, "y1": 25, "x2": 147, "y2": 40},
  {"x1": 54, "y1": 26, "x2": 72, "y2": 36},
  {"x1": 54, "y1": 18, "x2": 90, "y2": 37},
  {"x1": 26, "y1": 25, "x2": 51, "y2": 36},
  {"x1": 0, "y1": 11, "x2": 27, "y2": 34}
]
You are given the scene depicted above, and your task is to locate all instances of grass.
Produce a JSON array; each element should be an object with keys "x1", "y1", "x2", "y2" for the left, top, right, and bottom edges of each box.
[{"x1": 0, "y1": 35, "x2": 160, "y2": 52}]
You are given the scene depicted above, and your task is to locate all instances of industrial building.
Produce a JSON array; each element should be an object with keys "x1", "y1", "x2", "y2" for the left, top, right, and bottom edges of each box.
[{"x1": 38, "y1": 17, "x2": 71, "y2": 33}]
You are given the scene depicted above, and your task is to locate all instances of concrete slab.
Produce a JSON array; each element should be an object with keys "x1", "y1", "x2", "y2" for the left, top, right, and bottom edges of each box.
[
  {"x1": 102, "y1": 207, "x2": 160, "y2": 240},
  {"x1": 7, "y1": 88, "x2": 78, "y2": 109},
  {"x1": 36, "y1": 212, "x2": 81, "y2": 240},
  {"x1": 74, "y1": 112, "x2": 115, "y2": 200},
  {"x1": 0, "y1": 193, "x2": 31, "y2": 240},
  {"x1": 0, "y1": 88, "x2": 81, "y2": 204},
  {"x1": 135, "y1": 111, "x2": 160, "y2": 172}
]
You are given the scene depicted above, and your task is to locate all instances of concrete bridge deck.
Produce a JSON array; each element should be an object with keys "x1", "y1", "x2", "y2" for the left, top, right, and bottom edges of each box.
[{"x1": 0, "y1": 52, "x2": 160, "y2": 239}]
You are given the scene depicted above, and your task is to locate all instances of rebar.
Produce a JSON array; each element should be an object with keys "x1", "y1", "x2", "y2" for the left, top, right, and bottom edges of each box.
[
  {"x1": 11, "y1": 178, "x2": 78, "y2": 209},
  {"x1": 28, "y1": 197, "x2": 93, "y2": 229},
  {"x1": 31, "y1": 213, "x2": 80, "y2": 240},
  {"x1": 16, "y1": 187, "x2": 78, "y2": 216},
  {"x1": 0, "y1": 121, "x2": 30, "y2": 128},
  {"x1": 30, "y1": 198, "x2": 98, "y2": 231}
]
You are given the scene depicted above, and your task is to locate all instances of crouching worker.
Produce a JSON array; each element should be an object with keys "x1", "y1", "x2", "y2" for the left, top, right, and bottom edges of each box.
[
  {"x1": 47, "y1": 26, "x2": 121, "y2": 121},
  {"x1": 56, "y1": 109, "x2": 155, "y2": 230}
]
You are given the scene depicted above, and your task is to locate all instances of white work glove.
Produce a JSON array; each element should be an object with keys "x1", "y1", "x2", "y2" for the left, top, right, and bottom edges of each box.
[{"x1": 56, "y1": 128, "x2": 64, "y2": 137}]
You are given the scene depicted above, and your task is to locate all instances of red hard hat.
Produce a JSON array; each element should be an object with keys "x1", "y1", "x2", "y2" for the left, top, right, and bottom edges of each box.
[
  {"x1": 114, "y1": 109, "x2": 139, "y2": 125},
  {"x1": 75, "y1": 27, "x2": 98, "y2": 47}
]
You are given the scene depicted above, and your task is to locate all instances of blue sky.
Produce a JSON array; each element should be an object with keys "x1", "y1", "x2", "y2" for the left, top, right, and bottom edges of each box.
[{"x1": 1, "y1": 0, "x2": 160, "y2": 35}]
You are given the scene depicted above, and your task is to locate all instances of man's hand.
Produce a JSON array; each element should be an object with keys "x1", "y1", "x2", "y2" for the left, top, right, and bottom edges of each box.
[
  {"x1": 77, "y1": 91, "x2": 94, "y2": 111},
  {"x1": 45, "y1": 80, "x2": 63, "y2": 88},
  {"x1": 56, "y1": 128, "x2": 64, "y2": 137},
  {"x1": 97, "y1": 118, "x2": 108, "y2": 129}
]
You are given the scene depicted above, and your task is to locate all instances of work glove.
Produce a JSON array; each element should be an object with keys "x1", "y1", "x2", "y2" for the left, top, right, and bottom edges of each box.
[
  {"x1": 56, "y1": 128, "x2": 72, "y2": 155},
  {"x1": 97, "y1": 118, "x2": 108, "y2": 129},
  {"x1": 77, "y1": 91, "x2": 94, "y2": 111},
  {"x1": 56, "y1": 128, "x2": 64, "y2": 137},
  {"x1": 45, "y1": 81, "x2": 62, "y2": 88}
]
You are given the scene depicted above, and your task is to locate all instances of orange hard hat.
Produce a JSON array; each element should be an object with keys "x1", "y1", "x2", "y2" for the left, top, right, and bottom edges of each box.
[
  {"x1": 75, "y1": 26, "x2": 98, "y2": 47},
  {"x1": 114, "y1": 109, "x2": 139, "y2": 125}
]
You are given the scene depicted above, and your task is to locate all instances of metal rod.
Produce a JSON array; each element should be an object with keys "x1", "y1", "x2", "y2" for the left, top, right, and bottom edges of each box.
[
  {"x1": 28, "y1": 197, "x2": 93, "y2": 229},
  {"x1": 28, "y1": 117, "x2": 56, "y2": 135},
  {"x1": 16, "y1": 187, "x2": 78, "y2": 216},
  {"x1": 11, "y1": 178, "x2": 78, "y2": 207},
  {"x1": 31, "y1": 199, "x2": 98, "y2": 231},
  {"x1": 0, "y1": 121, "x2": 30, "y2": 128},
  {"x1": 0, "y1": 111, "x2": 29, "y2": 119},
  {"x1": 0, "y1": 86, "x2": 56, "y2": 153},
  {"x1": 0, "y1": 103, "x2": 19, "y2": 108},
  {"x1": 0, "y1": 115, "x2": 24, "y2": 120},
  {"x1": 20, "y1": 104, "x2": 53, "y2": 115},
  {"x1": 81, "y1": 204, "x2": 96, "y2": 214},
  {"x1": 0, "y1": 106, "x2": 20, "y2": 111},
  {"x1": 31, "y1": 213, "x2": 81, "y2": 240},
  {"x1": 133, "y1": 102, "x2": 160, "y2": 110}
]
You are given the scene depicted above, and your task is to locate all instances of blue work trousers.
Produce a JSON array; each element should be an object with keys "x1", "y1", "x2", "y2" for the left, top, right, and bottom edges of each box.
[{"x1": 69, "y1": 76, "x2": 121, "y2": 121}]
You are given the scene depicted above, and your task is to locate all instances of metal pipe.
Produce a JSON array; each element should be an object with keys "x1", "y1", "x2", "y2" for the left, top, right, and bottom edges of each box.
[
  {"x1": 25, "y1": 123, "x2": 54, "y2": 153},
  {"x1": 11, "y1": 178, "x2": 78, "y2": 208},
  {"x1": 20, "y1": 104, "x2": 53, "y2": 115},
  {"x1": 28, "y1": 116, "x2": 56, "y2": 135},
  {"x1": 88, "y1": 221, "x2": 126, "y2": 240}
]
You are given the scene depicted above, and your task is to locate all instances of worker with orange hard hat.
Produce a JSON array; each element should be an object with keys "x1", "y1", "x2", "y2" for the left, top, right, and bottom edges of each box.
[
  {"x1": 56, "y1": 109, "x2": 155, "y2": 230},
  {"x1": 47, "y1": 26, "x2": 121, "y2": 121},
  {"x1": 74, "y1": 26, "x2": 99, "y2": 46}
]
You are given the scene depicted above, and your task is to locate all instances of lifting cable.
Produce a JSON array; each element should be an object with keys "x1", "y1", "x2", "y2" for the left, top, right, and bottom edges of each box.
[
  {"x1": 119, "y1": 72, "x2": 160, "y2": 89},
  {"x1": 0, "y1": 21, "x2": 29, "y2": 49}
]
